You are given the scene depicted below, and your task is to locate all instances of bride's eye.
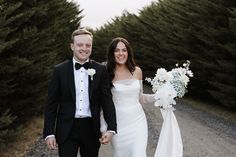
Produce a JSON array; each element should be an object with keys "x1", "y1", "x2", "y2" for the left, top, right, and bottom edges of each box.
[
  {"x1": 114, "y1": 49, "x2": 120, "y2": 53},
  {"x1": 122, "y1": 49, "x2": 127, "y2": 52}
]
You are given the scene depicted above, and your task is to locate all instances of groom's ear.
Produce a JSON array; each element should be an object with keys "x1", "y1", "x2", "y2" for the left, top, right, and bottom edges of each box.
[{"x1": 71, "y1": 43, "x2": 74, "y2": 51}]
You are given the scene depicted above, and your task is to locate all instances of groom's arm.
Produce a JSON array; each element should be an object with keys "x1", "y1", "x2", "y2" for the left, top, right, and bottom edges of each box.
[
  {"x1": 43, "y1": 67, "x2": 60, "y2": 138},
  {"x1": 100, "y1": 66, "x2": 117, "y2": 133}
]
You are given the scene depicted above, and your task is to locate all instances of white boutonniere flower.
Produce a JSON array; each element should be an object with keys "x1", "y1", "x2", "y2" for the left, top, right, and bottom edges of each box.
[{"x1": 86, "y1": 68, "x2": 96, "y2": 80}]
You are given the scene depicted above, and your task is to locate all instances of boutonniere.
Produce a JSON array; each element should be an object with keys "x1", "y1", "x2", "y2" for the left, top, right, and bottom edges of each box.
[{"x1": 86, "y1": 68, "x2": 96, "y2": 80}]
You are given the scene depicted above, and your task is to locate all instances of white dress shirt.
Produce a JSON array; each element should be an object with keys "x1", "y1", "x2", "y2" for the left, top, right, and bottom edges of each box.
[{"x1": 73, "y1": 58, "x2": 92, "y2": 118}]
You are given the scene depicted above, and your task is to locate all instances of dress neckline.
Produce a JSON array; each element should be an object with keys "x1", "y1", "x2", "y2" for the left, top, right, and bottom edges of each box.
[{"x1": 113, "y1": 79, "x2": 141, "y2": 84}]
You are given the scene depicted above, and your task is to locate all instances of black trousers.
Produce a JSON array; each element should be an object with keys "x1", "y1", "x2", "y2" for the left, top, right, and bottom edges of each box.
[{"x1": 58, "y1": 118, "x2": 100, "y2": 157}]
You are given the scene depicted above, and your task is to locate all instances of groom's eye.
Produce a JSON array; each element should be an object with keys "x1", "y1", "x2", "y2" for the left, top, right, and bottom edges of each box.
[
  {"x1": 86, "y1": 44, "x2": 91, "y2": 48},
  {"x1": 77, "y1": 43, "x2": 83, "y2": 47}
]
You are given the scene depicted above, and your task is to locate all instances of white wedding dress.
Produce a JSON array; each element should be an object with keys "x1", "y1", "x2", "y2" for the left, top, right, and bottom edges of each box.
[
  {"x1": 100, "y1": 79, "x2": 183, "y2": 157},
  {"x1": 110, "y1": 79, "x2": 155, "y2": 157}
]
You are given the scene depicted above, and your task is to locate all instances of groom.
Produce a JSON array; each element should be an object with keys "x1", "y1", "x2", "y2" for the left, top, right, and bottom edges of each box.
[{"x1": 43, "y1": 28, "x2": 117, "y2": 157}]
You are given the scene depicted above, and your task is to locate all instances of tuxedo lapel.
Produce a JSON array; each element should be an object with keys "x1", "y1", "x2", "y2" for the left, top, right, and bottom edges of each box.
[{"x1": 68, "y1": 59, "x2": 76, "y2": 102}]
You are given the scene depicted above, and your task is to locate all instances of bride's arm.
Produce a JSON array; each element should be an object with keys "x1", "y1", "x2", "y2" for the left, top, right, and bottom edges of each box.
[
  {"x1": 135, "y1": 67, "x2": 156, "y2": 105},
  {"x1": 139, "y1": 80, "x2": 156, "y2": 104}
]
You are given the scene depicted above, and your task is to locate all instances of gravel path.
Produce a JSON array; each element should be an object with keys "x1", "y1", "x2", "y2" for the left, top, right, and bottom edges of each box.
[{"x1": 26, "y1": 86, "x2": 236, "y2": 157}]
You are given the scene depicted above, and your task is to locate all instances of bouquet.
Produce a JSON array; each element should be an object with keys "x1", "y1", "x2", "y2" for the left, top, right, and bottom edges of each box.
[
  {"x1": 146, "y1": 60, "x2": 193, "y2": 157},
  {"x1": 146, "y1": 60, "x2": 193, "y2": 109}
]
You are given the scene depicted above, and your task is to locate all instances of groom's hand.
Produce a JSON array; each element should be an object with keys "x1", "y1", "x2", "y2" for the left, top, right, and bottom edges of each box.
[
  {"x1": 99, "y1": 132, "x2": 114, "y2": 145},
  {"x1": 46, "y1": 136, "x2": 58, "y2": 150}
]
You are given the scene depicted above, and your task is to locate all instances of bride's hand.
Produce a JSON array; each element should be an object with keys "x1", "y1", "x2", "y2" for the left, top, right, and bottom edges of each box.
[{"x1": 99, "y1": 132, "x2": 114, "y2": 145}]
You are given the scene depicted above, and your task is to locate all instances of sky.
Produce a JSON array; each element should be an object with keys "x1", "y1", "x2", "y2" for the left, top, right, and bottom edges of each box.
[{"x1": 72, "y1": 0, "x2": 155, "y2": 29}]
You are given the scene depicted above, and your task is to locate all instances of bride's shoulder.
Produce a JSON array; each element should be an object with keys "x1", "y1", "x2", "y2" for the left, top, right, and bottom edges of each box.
[
  {"x1": 134, "y1": 66, "x2": 142, "y2": 73},
  {"x1": 134, "y1": 66, "x2": 143, "y2": 80}
]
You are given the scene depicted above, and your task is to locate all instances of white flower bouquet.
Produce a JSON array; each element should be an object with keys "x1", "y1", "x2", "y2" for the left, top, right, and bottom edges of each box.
[{"x1": 146, "y1": 60, "x2": 193, "y2": 109}]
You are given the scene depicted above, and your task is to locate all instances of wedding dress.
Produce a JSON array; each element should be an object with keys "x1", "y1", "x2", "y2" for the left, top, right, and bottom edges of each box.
[
  {"x1": 110, "y1": 79, "x2": 155, "y2": 157},
  {"x1": 100, "y1": 79, "x2": 183, "y2": 157}
]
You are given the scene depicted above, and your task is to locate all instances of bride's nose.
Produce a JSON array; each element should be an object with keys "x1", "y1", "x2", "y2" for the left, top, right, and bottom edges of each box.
[{"x1": 118, "y1": 50, "x2": 125, "y2": 55}]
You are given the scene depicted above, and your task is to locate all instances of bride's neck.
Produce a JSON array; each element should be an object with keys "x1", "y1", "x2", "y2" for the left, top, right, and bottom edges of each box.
[
  {"x1": 114, "y1": 64, "x2": 132, "y2": 78},
  {"x1": 115, "y1": 64, "x2": 127, "y2": 72}
]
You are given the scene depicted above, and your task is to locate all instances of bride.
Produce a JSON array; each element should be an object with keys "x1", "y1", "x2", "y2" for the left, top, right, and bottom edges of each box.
[
  {"x1": 101, "y1": 37, "x2": 183, "y2": 157},
  {"x1": 103, "y1": 37, "x2": 156, "y2": 157}
]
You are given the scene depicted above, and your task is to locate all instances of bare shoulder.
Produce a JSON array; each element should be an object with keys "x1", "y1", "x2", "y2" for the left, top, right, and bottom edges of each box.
[{"x1": 134, "y1": 66, "x2": 143, "y2": 80}]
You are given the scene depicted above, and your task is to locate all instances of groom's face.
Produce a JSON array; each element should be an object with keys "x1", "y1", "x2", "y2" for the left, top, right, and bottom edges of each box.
[{"x1": 71, "y1": 34, "x2": 92, "y2": 63}]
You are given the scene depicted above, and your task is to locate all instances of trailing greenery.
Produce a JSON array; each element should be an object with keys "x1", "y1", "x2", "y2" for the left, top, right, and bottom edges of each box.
[
  {"x1": 0, "y1": 0, "x2": 82, "y2": 149},
  {"x1": 92, "y1": 0, "x2": 236, "y2": 109}
]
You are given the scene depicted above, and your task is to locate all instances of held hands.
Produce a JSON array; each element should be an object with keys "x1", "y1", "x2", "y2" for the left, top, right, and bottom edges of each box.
[
  {"x1": 99, "y1": 131, "x2": 114, "y2": 145},
  {"x1": 46, "y1": 136, "x2": 58, "y2": 150}
]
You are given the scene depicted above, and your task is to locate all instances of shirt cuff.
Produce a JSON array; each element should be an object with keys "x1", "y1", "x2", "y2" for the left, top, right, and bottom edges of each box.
[
  {"x1": 107, "y1": 130, "x2": 116, "y2": 134},
  {"x1": 45, "y1": 134, "x2": 55, "y2": 141}
]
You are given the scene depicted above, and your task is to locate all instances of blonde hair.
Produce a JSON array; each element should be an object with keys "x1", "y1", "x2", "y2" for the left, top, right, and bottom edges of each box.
[{"x1": 71, "y1": 28, "x2": 93, "y2": 43}]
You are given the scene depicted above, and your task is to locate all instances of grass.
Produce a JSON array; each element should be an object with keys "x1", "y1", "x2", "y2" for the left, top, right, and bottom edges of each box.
[
  {"x1": 1, "y1": 116, "x2": 44, "y2": 157},
  {"x1": 183, "y1": 97, "x2": 236, "y2": 125}
]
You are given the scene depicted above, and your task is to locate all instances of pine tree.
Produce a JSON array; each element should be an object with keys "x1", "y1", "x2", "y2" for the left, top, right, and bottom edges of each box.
[
  {"x1": 208, "y1": 6, "x2": 236, "y2": 108},
  {"x1": 0, "y1": 0, "x2": 22, "y2": 148}
]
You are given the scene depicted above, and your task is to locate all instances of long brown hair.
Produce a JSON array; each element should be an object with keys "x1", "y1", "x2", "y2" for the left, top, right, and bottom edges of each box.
[{"x1": 106, "y1": 37, "x2": 136, "y2": 83}]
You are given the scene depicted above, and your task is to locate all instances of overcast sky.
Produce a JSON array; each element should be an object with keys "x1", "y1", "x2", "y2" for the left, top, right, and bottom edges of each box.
[{"x1": 72, "y1": 0, "x2": 155, "y2": 29}]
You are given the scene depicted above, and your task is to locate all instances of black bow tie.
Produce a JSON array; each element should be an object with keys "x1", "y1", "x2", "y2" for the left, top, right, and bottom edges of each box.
[{"x1": 75, "y1": 62, "x2": 89, "y2": 70}]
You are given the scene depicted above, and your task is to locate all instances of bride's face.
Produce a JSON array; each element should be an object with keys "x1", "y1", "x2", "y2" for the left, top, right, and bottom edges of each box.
[{"x1": 114, "y1": 41, "x2": 128, "y2": 65}]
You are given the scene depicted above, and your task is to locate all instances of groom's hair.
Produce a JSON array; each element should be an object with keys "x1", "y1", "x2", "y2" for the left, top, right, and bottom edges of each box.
[{"x1": 71, "y1": 28, "x2": 93, "y2": 43}]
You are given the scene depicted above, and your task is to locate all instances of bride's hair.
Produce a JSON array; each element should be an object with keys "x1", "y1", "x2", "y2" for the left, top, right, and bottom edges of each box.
[{"x1": 106, "y1": 37, "x2": 136, "y2": 86}]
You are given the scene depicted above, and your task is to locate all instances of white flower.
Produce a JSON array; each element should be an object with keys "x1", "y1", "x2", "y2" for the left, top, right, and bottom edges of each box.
[
  {"x1": 86, "y1": 68, "x2": 96, "y2": 80},
  {"x1": 145, "y1": 77, "x2": 152, "y2": 83},
  {"x1": 154, "y1": 82, "x2": 177, "y2": 109},
  {"x1": 181, "y1": 74, "x2": 190, "y2": 86},
  {"x1": 187, "y1": 70, "x2": 193, "y2": 77},
  {"x1": 156, "y1": 68, "x2": 171, "y2": 82}
]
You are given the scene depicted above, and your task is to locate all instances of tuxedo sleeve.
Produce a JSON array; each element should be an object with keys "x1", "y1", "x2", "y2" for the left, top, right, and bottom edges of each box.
[
  {"x1": 43, "y1": 67, "x2": 60, "y2": 138},
  {"x1": 100, "y1": 67, "x2": 117, "y2": 132}
]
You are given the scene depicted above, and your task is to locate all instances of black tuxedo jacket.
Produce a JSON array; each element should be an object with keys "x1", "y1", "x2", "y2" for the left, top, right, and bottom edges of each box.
[{"x1": 43, "y1": 59, "x2": 117, "y2": 143}]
